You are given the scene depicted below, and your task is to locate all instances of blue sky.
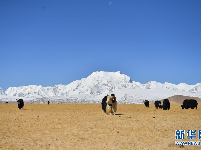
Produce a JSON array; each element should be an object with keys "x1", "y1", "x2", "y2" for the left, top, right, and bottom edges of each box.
[{"x1": 0, "y1": 0, "x2": 201, "y2": 90}]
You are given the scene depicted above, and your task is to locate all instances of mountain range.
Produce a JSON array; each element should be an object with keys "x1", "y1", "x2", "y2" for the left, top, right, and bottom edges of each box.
[{"x1": 0, "y1": 71, "x2": 201, "y2": 104}]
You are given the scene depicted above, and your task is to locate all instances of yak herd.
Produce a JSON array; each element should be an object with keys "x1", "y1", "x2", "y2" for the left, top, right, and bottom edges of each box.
[
  {"x1": 144, "y1": 99, "x2": 198, "y2": 110},
  {"x1": 145, "y1": 99, "x2": 171, "y2": 110},
  {"x1": 100, "y1": 94, "x2": 198, "y2": 115},
  {"x1": 14, "y1": 96, "x2": 198, "y2": 115}
]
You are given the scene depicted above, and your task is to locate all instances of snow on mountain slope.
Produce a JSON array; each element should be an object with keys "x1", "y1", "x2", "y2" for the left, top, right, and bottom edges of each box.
[
  {"x1": 0, "y1": 87, "x2": 5, "y2": 95},
  {"x1": 1, "y1": 71, "x2": 201, "y2": 103}
]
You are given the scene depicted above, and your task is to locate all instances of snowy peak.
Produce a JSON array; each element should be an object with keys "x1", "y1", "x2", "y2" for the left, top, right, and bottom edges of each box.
[{"x1": 87, "y1": 71, "x2": 132, "y2": 83}]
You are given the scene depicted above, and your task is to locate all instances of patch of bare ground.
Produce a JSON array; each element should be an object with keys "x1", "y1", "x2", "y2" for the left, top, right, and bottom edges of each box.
[
  {"x1": 166, "y1": 95, "x2": 201, "y2": 104},
  {"x1": 0, "y1": 103, "x2": 201, "y2": 150}
]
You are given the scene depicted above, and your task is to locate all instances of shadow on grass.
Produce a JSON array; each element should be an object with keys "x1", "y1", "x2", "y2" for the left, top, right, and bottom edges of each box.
[{"x1": 115, "y1": 114, "x2": 124, "y2": 115}]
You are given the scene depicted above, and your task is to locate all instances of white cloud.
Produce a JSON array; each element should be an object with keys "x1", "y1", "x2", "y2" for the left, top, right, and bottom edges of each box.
[{"x1": 109, "y1": 2, "x2": 113, "y2": 5}]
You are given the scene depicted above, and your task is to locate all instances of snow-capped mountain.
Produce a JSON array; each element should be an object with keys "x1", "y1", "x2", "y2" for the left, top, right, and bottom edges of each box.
[{"x1": 1, "y1": 71, "x2": 201, "y2": 103}]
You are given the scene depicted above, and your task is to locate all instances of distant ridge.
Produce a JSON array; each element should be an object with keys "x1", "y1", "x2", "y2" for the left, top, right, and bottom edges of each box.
[
  {"x1": 0, "y1": 71, "x2": 201, "y2": 103},
  {"x1": 165, "y1": 95, "x2": 201, "y2": 104}
]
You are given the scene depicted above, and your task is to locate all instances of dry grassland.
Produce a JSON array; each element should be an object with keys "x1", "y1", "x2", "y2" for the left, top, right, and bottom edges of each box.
[{"x1": 0, "y1": 103, "x2": 201, "y2": 150}]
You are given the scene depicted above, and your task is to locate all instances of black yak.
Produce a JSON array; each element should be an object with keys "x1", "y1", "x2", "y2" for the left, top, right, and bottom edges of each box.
[
  {"x1": 17, "y1": 99, "x2": 24, "y2": 109},
  {"x1": 162, "y1": 99, "x2": 170, "y2": 110},
  {"x1": 154, "y1": 101, "x2": 161, "y2": 109},
  {"x1": 181, "y1": 99, "x2": 198, "y2": 109},
  {"x1": 144, "y1": 100, "x2": 149, "y2": 107}
]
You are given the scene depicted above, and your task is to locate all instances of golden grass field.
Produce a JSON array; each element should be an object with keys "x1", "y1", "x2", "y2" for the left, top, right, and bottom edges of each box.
[{"x1": 0, "y1": 103, "x2": 201, "y2": 150}]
